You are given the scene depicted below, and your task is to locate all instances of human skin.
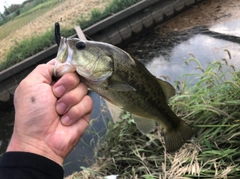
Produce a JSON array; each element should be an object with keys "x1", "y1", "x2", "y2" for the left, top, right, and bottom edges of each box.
[{"x1": 6, "y1": 60, "x2": 93, "y2": 165}]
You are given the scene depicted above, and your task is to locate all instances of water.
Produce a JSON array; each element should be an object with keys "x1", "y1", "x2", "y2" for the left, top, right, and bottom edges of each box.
[
  {"x1": 1, "y1": 0, "x2": 240, "y2": 176},
  {"x1": 122, "y1": 23, "x2": 240, "y2": 87},
  {"x1": 63, "y1": 91, "x2": 112, "y2": 176}
]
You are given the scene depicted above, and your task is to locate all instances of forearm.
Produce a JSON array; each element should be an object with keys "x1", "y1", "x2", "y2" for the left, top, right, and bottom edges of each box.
[{"x1": 0, "y1": 152, "x2": 64, "y2": 179}]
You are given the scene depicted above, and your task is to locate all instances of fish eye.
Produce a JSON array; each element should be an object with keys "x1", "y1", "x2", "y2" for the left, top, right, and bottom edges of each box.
[{"x1": 76, "y1": 41, "x2": 86, "y2": 50}]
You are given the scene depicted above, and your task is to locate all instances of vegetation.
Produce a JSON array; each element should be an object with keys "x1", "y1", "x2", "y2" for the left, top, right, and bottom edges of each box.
[
  {"x1": 19, "y1": 0, "x2": 58, "y2": 16},
  {"x1": 0, "y1": 28, "x2": 74, "y2": 71},
  {"x1": 0, "y1": 0, "x2": 59, "y2": 40},
  {"x1": 66, "y1": 56, "x2": 240, "y2": 179},
  {"x1": 3, "y1": 4, "x2": 20, "y2": 16},
  {"x1": 0, "y1": 0, "x2": 58, "y2": 26},
  {"x1": 76, "y1": 0, "x2": 141, "y2": 29},
  {"x1": 0, "y1": 0, "x2": 141, "y2": 72}
]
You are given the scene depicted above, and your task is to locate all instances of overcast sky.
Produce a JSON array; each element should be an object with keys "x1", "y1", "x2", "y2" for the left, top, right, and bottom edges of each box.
[{"x1": 0, "y1": 0, "x2": 25, "y2": 13}]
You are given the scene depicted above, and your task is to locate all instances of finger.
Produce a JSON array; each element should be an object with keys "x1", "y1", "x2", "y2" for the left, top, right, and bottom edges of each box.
[
  {"x1": 22, "y1": 64, "x2": 54, "y2": 86},
  {"x1": 56, "y1": 82, "x2": 88, "y2": 115},
  {"x1": 60, "y1": 95, "x2": 93, "y2": 126},
  {"x1": 71, "y1": 113, "x2": 92, "y2": 139},
  {"x1": 53, "y1": 72, "x2": 80, "y2": 98},
  {"x1": 64, "y1": 112, "x2": 92, "y2": 151},
  {"x1": 47, "y1": 59, "x2": 56, "y2": 65}
]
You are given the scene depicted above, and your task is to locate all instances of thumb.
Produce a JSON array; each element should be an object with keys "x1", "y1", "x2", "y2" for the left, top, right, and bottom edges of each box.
[{"x1": 27, "y1": 64, "x2": 55, "y2": 85}]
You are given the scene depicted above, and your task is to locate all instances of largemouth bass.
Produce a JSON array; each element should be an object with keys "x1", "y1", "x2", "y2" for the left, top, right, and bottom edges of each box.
[{"x1": 54, "y1": 37, "x2": 193, "y2": 152}]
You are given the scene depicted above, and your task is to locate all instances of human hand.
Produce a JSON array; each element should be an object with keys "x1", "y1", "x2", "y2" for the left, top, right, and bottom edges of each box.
[{"x1": 7, "y1": 60, "x2": 93, "y2": 165}]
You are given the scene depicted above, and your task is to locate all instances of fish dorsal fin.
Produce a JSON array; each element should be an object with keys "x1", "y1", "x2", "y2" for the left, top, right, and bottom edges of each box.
[
  {"x1": 157, "y1": 79, "x2": 175, "y2": 100},
  {"x1": 108, "y1": 82, "x2": 136, "y2": 91},
  {"x1": 115, "y1": 46, "x2": 136, "y2": 65},
  {"x1": 133, "y1": 115, "x2": 156, "y2": 134}
]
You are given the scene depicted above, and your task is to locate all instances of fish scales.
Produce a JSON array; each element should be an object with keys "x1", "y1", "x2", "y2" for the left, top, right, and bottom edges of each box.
[{"x1": 90, "y1": 57, "x2": 177, "y2": 126}]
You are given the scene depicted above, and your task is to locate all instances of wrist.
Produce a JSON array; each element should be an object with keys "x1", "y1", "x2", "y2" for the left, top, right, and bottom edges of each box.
[{"x1": 7, "y1": 133, "x2": 64, "y2": 165}]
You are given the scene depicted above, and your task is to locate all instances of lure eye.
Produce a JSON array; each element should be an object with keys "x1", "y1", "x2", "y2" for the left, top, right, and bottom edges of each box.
[{"x1": 76, "y1": 41, "x2": 86, "y2": 50}]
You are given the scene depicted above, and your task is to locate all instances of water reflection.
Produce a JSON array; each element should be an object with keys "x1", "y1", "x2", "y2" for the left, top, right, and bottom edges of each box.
[
  {"x1": 210, "y1": 19, "x2": 240, "y2": 37},
  {"x1": 145, "y1": 34, "x2": 240, "y2": 85},
  {"x1": 63, "y1": 91, "x2": 111, "y2": 177},
  {"x1": 122, "y1": 22, "x2": 240, "y2": 87}
]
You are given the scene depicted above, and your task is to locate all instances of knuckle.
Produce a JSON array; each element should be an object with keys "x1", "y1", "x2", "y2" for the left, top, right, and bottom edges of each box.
[
  {"x1": 84, "y1": 95, "x2": 93, "y2": 110},
  {"x1": 79, "y1": 83, "x2": 88, "y2": 92},
  {"x1": 62, "y1": 73, "x2": 80, "y2": 86},
  {"x1": 67, "y1": 92, "x2": 79, "y2": 104},
  {"x1": 18, "y1": 78, "x2": 31, "y2": 89},
  {"x1": 36, "y1": 64, "x2": 45, "y2": 70}
]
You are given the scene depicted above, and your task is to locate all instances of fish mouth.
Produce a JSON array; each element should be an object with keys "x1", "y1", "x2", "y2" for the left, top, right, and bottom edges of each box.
[
  {"x1": 53, "y1": 60, "x2": 76, "y2": 77},
  {"x1": 57, "y1": 37, "x2": 67, "y2": 56},
  {"x1": 53, "y1": 37, "x2": 76, "y2": 77}
]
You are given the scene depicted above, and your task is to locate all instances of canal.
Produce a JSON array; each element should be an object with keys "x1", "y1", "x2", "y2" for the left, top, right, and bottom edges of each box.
[{"x1": 1, "y1": 0, "x2": 240, "y2": 177}]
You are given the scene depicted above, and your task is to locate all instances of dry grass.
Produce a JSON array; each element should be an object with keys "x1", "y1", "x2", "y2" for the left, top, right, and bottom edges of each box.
[{"x1": 0, "y1": 0, "x2": 110, "y2": 61}]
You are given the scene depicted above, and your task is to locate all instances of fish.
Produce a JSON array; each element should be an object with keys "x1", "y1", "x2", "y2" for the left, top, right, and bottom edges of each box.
[{"x1": 54, "y1": 37, "x2": 194, "y2": 152}]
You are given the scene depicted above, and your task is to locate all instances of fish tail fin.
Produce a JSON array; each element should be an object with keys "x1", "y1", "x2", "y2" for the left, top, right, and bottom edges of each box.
[{"x1": 164, "y1": 120, "x2": 194, "y2": 152}]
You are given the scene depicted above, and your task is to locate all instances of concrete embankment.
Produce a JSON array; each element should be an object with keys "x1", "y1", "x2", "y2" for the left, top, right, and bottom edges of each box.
[{"x1": 0, "y1": 0, "x2": 201, "y2": 103}]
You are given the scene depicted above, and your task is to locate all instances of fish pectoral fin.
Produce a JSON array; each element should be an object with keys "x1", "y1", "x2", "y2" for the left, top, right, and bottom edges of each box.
[
  {"x1": 133, "y1": 115, "x2": 156, "y2": 134},
  {"x1": 101, "y1": 96, "x2": 121, "y2": 108},
  {"x1": 108, "y1": 82, "x2": 136, "y2": 91},
  {"x1": 157, "y1": 79, "x2": 175, "y2": 100}
]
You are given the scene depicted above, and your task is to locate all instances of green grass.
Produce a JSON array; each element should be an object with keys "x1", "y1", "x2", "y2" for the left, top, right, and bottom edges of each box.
[
  {"x1": 76, "y1": 0, "x2": 141, "y2": 29},
  {"x1": 0, "y1": 28, "x2": 75, "y2": 71},
  {"x1": 19, "y1": 0, "x2": 58, "y2": 17},
  {"x1": 66, "y1": 56, "x2": 240, "y2": 178},
  {"x1": 0, "y1": 30, "x2": 55, "y2": 69},
  {"x1": 0, "y1": 0, "x2": 59, "y2": 40},
  {"x1": 0, "y1": 0, "x2": 141, "y2": 72}
]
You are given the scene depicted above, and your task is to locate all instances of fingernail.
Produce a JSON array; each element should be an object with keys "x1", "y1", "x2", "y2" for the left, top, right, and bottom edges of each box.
[
  {"x1": 56, "y1": 102, "x2": 67, "y2": 114},
  {"x1": 61, "y1": 115, "x2": 70, "y2": 125},
  {"x1": 54, "y1": 85, "x2": 66, "y2": 97}
]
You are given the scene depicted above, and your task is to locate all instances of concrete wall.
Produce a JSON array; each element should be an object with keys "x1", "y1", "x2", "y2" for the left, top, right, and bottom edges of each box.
[{"x1": 0, "y1": 0, "x2": 202, "y2": 103}]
